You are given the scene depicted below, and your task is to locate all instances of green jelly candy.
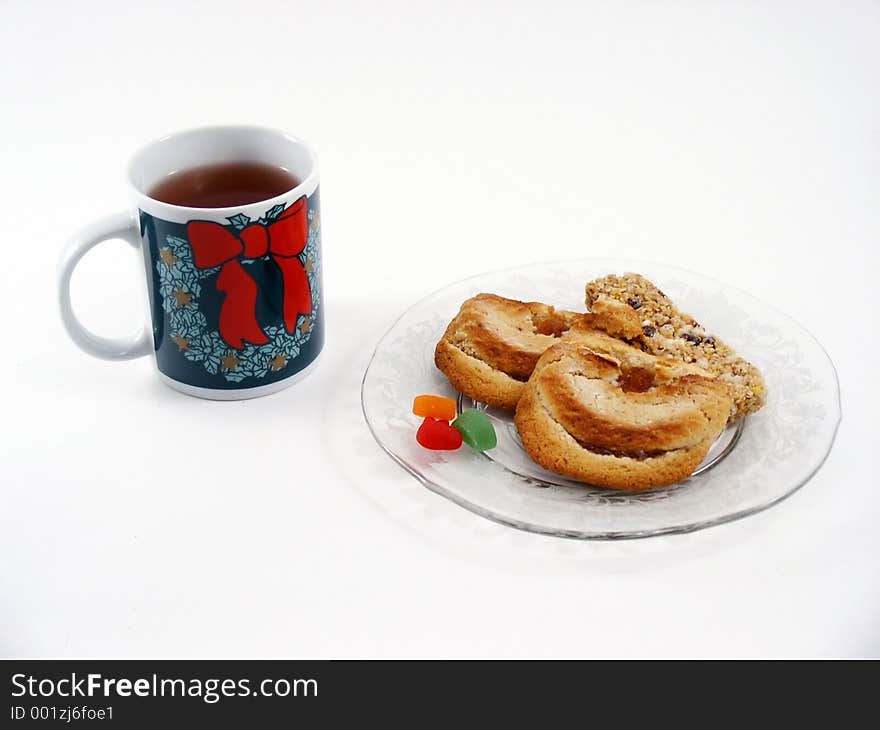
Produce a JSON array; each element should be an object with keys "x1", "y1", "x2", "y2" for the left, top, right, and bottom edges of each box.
[{"x1": 452, "y1": 409, "x2": 497, "y2": 451}]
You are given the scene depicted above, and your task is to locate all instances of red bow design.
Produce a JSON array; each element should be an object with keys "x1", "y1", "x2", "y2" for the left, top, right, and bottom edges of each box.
[{"x1": 186, "y1": 197, "x2": 312, "y2": 350}]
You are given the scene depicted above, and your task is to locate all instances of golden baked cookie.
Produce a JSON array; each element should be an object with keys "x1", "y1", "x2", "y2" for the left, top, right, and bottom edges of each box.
[
  {"x1": 434, "y1": 294, "x2": 583, "y2": 409},
  {"x1": 586, "y1": 273, "x2": 766, "y2": 421},
  {"x1": 514, "y1": 335, "x2": 732, "y2": 490},
  {"x1": 434, "y1": 294, "x2": 642, "y2": 409}
]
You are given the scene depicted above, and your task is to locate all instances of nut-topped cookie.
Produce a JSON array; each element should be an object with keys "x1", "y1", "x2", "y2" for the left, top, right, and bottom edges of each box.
[{"x1": 586, "y1": 273, "x2": 766, "y2": 421}]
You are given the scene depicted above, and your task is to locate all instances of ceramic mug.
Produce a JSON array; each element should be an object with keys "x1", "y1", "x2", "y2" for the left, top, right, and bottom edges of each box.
[{"x1": 58, "y1": 126, "x2": 324, "y2": 400}]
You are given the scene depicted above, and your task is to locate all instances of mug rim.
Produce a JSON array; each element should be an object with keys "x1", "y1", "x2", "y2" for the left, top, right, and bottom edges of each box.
[{"x1": 126, "y1": 124, "x2": 319, "y2": 216}]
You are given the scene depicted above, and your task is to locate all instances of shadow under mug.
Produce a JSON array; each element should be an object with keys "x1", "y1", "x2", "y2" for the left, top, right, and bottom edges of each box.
[{"x1": 58, "y1": 126, "x2": 324, "y2": 400}]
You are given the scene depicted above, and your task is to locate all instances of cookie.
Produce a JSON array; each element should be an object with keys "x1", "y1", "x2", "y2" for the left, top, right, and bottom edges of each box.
[
  {"x1": 434, "y1": 294, "x2": 642, "y2": 409},
  {"x1": 585, "y1": 273, "x2": 766, "y2": 421},
  {"x1": 514, "y1": 335, "x2": 731, "y2": 490},
  {"x1": 434, "y1": 294, "x2": 583, "y2": 409}
]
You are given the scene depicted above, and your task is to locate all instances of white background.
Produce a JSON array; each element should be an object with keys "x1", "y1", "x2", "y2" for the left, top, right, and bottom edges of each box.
[{"x1": 1, "y1": 0, "x2": 877, "y2": 657}]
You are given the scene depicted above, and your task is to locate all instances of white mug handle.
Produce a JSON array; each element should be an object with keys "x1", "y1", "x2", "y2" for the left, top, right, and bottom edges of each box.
[{"x1": 58, "y1": 212, "x2": 153, "y2": 360}]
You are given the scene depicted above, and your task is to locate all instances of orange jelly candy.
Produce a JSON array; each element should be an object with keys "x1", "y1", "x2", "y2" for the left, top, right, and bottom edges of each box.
[{"x1": 412, "y1": 394, "x2": 457, "y2": 421}]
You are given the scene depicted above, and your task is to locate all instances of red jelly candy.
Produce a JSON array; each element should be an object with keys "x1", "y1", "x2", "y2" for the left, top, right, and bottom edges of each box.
[{"x1": 416, "y1": 418, "x2": 463, "y2": 450}]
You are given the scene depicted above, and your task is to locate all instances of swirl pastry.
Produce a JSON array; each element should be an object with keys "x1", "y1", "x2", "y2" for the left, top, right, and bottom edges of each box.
[
  {"x1": 435, "y1": 293, "x2": 641, "y2": 409},
  {"x1": 514, "y1": 332, "x2": 732, "y2": 490}
]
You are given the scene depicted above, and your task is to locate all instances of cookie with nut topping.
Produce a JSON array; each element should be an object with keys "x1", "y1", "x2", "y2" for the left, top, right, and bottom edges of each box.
[{"x1": 585, "y1": 273, "x2": 766, "y2": 421}]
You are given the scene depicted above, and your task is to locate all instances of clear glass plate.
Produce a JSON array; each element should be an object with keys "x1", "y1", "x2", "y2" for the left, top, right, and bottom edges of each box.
[{"x1": 361, "y1": 260, "x2": 841, "y2": 539}]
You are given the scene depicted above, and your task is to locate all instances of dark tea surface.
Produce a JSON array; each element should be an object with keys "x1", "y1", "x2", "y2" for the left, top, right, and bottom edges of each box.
[{"x1": 148, "y1": 162, "x2": 299, "y2": 208}]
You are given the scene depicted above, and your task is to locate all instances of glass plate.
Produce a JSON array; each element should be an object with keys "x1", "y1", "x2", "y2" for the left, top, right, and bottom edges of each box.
[{"x1": 361, "y1": 260, "x2": 841, "y2": 539}]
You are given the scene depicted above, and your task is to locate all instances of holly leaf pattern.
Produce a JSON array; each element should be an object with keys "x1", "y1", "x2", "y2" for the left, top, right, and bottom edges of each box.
[
  {"x1": 265, "y1": 203, "x2": 286, "y2": 221},
  {"x1": 227, "y1": 213, "x2": 251, "y2": 230}
]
